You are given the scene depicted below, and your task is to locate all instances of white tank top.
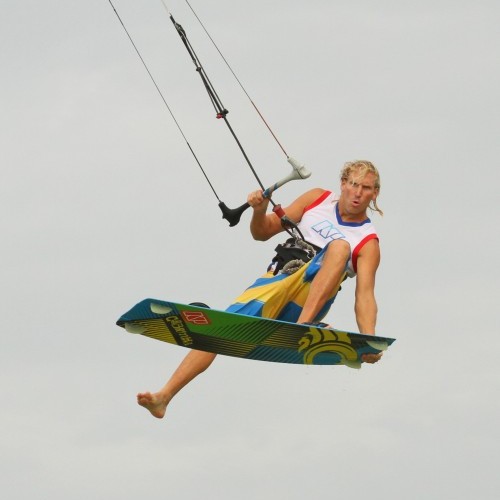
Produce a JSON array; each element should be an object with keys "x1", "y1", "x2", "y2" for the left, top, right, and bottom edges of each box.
[{"x1": 297, "y1": 191, "x2": 378, "y2": 277}]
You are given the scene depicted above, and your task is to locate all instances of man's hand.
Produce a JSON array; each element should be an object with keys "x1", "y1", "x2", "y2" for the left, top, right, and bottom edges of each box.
[
  {"x1": 361, "y1": 352, "x2": 383, "y2": 364},
  {"x1": 247, "y1": 190, "x2": 268, "y2": 209}
]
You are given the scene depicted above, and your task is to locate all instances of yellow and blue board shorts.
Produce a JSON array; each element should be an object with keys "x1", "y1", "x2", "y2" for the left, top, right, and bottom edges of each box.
[{"x1": 226, "y1": 245, "x2": 346, "y2": 323}]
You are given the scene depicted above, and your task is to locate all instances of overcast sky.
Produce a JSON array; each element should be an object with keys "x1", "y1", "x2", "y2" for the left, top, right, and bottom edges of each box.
[{"x1": 2, "y1": 1, "x2": 499, "y2": 499}]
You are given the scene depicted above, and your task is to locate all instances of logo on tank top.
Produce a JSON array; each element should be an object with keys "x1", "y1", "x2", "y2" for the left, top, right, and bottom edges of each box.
[{"x1": 311, "y1": 220, "x2": 345, "y2": 241}]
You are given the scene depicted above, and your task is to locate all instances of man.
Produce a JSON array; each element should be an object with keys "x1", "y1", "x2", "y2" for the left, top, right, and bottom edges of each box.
[{"x1": 137, "y1": 160, "x2": 383, "y2": 419}]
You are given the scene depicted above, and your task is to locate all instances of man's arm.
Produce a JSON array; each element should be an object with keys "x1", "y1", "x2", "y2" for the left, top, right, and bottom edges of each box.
[
  {"x1": 354, "y1": 238, "x2": 380, "y2": 334},
  {"x1": 248, "y1": 188, "x2": 326, "y2": 241}
]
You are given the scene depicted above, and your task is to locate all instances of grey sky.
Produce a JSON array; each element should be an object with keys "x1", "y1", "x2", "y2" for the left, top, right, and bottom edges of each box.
[{"x1": 2, "y1": 0, "x2": 499, "y2": 499}]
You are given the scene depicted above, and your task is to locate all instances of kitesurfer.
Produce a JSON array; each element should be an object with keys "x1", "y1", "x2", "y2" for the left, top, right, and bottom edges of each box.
[{"x1": 137, "y1": 160, "x2": 383, "y2": 419}]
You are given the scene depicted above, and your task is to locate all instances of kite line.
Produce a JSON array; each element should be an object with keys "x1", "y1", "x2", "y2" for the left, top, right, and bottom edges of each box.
[{"x1": 107, "y1": 0, "x2": 310, "y2": 231}]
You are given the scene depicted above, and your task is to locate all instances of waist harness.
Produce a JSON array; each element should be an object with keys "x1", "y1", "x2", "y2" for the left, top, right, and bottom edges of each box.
[{"x1": 268, "y1": 237, "x2": 321, "y2": 275}]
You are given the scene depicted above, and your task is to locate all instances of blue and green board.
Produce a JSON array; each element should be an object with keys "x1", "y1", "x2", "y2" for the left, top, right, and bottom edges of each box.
[{"x1": 116, "y1": 299, "x2": 395, "y2": 368}]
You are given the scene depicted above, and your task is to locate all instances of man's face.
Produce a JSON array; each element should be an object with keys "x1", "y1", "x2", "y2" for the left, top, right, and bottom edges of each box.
[{"x1": 340, "y1": 171, "x2": 379, "y2": 216}]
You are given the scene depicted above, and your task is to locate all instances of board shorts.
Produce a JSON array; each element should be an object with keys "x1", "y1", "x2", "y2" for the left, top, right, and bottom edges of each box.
[{"x1": 226, "y1": 244, "x2": 346, "y2": 323}]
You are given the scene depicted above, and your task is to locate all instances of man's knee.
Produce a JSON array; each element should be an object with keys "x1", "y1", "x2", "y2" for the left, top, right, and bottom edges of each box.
[{"x1": 325, "y1": 239, "x2": 351, "y2": 262}]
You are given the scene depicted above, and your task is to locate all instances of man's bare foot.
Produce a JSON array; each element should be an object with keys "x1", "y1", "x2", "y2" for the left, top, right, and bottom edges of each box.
[{"x1": 137, "y1": 391, "x2": 170, "y2": 419}]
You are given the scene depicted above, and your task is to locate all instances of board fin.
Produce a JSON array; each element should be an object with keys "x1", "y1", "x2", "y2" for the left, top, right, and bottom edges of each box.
[
  {"x1": 123, "y1": 322, "x2": 147, "y2": 334},
  {"x1": 150, "y1": 303, "x2": 173, "y2": 315},
  {"x1": 366, "y1": 340, "x2": 389, "y2": 351}
]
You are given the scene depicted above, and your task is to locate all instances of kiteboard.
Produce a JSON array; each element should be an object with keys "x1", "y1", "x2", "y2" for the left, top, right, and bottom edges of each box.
[{"x1": 117, "y1": 299, "x2": 395, "y2": 368}]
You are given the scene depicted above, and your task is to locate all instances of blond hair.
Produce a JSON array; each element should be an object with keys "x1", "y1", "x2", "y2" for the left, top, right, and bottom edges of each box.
[{"x1": 340, "y1": 160, "x2": 383, "y2": 216}]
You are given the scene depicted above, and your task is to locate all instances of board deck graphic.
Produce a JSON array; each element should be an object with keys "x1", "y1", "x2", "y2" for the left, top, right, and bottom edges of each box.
[{"x1": 116, "y1": 299, "x2": 395, "y2": 368}]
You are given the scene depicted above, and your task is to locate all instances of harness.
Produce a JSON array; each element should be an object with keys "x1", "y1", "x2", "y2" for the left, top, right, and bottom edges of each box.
[{"x1": 268, "y1": 238, "x2": 321, "y2": 276}]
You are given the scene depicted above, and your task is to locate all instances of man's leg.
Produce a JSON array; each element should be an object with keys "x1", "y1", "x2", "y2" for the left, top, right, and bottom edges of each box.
[
  {"x1": 297, "y1": 239, "x2": 350, "y2": 324},
  {"x1": 136, "y1": 241, "x2": 349, "y2": 419},
  {"x1": 137, "y1": 349, "x2": 216, "y2": 419}
]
